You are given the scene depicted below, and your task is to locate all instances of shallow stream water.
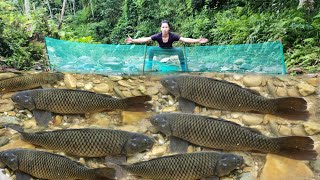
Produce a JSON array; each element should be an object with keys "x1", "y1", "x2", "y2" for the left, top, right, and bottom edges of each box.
[{"x1": 0, "y1": 72, "x2": 319, "y2": 180}]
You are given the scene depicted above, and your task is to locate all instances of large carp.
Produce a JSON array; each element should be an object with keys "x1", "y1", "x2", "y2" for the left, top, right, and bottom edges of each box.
[
  {"x1": 161, "y1": 75, "x2": 309, "y2": 120},
  {"x1": 111, "y1": 151, "x2": 243, "y2": 180},
  {"x1": 0, "y1": 72, "x2": 63, "y2": 93},
  {"x1": 11, "y1": 88, "x2": 152, "y2": 126},
  {"x1": 10, "y1": 127, "x2": 154, "y2": 157},
  {"x1": 0, "y1": 148, "x2": 115, "y2": 180},
  {"x1": 150, "y1": 113, "x2": 317, "y2": 160}
]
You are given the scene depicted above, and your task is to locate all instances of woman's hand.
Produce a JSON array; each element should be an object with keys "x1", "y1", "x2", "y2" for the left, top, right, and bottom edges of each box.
[
  {"x1": 199, "y1": 38, "x2": 208, "y2": 43},
  {"x1": 125, "y1": 35, "x2": 133, "y2": 43}
]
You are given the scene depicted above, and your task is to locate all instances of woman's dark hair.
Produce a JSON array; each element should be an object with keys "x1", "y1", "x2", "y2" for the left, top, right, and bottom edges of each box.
[{"x1": 160, "y1": 20, "x2": 170, "y2": 27}]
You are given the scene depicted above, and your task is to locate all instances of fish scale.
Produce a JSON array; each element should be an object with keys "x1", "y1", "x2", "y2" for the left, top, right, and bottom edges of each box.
[
  {"x1": 0, "y1": 149, "x2": 100, "y2": 179},
  {"x1": 30, "y1": 89, "x2": 126, "y2": 113},
  {"x1": 177, "y1": 76, "x2": 276, "y2": 113},
  {"x1": 165, "y1": 113, "x2": 278, "y2": 153},
  {"x1": 122, "y1": 152, "x2": 238, "y2": 180},
  {"x1": 0, "y1": 72, "x2": 63, "y2": 93},
  {"x1": 21, "y1": 129, "x2": 132, "y2": 157}
]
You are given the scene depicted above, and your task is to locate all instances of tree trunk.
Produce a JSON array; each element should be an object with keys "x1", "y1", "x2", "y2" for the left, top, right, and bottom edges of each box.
[
  {"x1": 24, "y1": 0, "x2": 30, "y2": 17},
  {"x1": 89, "y1": 0, "x2": 94, "y2": 18},
  {"x1": 46, "y1": 0, "x2": 53, "y2": 19},
  {"x1": 58, "y1": 0, "x2": 67, "y2": 30},
  {"x1": 298, "y1": 0, "x2": 314, "y2": 10},
  {"x1": 72, "y1": 0, "x2": 76, "y2": 16}
]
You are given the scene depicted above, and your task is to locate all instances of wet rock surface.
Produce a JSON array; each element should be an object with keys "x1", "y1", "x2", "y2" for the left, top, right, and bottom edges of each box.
[
  {"x1": 260, "y1": 154, "x2": 314, "y2": 180},
  {"x1": 0, "y1": 72, "x2": 319, "y2": 179}
]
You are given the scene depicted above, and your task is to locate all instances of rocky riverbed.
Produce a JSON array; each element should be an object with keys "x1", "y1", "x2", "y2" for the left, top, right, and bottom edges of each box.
[{"x1": 0, "y1": 72, "x2": 319, "y2": 180}]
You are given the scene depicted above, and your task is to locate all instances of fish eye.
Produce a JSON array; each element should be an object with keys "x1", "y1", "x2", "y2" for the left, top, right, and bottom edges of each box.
[{"x1": 14, "y1": 96, "x2": 20, "y2": 101}]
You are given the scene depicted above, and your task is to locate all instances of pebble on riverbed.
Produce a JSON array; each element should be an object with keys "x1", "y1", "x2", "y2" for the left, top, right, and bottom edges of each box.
[{"x1": 0, "y1": 72, "x2": 318, "y2": 180}]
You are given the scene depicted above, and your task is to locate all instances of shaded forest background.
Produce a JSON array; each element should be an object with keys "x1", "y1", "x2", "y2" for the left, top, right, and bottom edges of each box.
[{"x1": 0, "y1": 0, "x2": 319, "y2": 72}]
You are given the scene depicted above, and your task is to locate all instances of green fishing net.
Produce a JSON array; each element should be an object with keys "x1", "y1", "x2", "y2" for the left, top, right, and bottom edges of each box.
[{"x1": 45, "y1": 37, "x2": 286, "y2": 75}]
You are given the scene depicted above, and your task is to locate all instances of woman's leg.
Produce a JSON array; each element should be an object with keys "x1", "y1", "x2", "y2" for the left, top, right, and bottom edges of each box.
[
  {"x1": 146, "y1": 47, "x2": 155, "y2": 70},
  {"x1": 174, "y1": 48, "x2": 187, "y2": 71}
]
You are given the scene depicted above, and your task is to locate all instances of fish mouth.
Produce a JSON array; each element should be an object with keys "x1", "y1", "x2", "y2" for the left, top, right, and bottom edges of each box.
[
  {"x1": 146, "y1": 140, "x2": 155, "y2": 150},
  {"x1": 237, "y1": 157, "x2": 245, "y2": 169}
]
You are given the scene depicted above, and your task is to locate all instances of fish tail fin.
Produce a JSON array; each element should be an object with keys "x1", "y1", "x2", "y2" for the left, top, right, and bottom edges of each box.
[
  {"x1": 272, "y1": 97, "x2": 309, "y2": 120},
  {"x1": 5, "y1": 124, "x2": 28, "y2": 141},
  {"x1": 124, "y1": 95, "x2": 152, "y2": 111},
  {"x1": 274, "y1": 136, "x2": 317, "y2": 160},
  {"x1": 94, "y1": 167, "x2": 116, "y2": 180},
  {"x1": 5, "y1": 124, "x2": 24, "y2": 133}
]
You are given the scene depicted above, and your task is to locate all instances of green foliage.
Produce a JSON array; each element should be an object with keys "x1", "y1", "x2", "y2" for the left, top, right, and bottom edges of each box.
[
  {"x1": 0, "y1": 0, "x2": 319, "y2": 72},
  {"x1": 285, "y1": 38, "x2": 320, "y2": 72},
  {"x1": 0, "y1": 1, "x2": 42, "y2": 69}
]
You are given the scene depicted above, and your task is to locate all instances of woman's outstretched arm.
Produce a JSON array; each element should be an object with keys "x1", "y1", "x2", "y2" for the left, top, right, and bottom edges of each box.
[
  {"x1": 125, "y1": 36, "x2": 152, "y2": 43},
  {"x1": 179, "y1": 37, "x2": 208, "y2": 43}
]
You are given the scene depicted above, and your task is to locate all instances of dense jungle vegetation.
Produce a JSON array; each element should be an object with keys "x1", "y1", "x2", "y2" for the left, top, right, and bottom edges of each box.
[{"x1": 0, "y1": 0, "x2": 319, "y2": 72}]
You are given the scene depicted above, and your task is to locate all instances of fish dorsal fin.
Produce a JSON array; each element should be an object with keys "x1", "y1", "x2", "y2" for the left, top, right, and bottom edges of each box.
[
  {"x1": 75, "y1": 89, "x2": 113, "y2": 98},
  {"x1": 33, "y1": 128, "x2": 109, "y2": 134},
  {"x1": 27, "y1": 149, "x2": 85, "y2": 166},
  {"x1": 51, "y1": 89, "x2": 114, "y2": 98},
  {"x1": 0, "y1": 74, "x2": 23, "y2": 81},
  {"x1": 205, "y1": 77, "x2": 261, "y2": 96},
  {"x1": 205, "y1": 77, "x2": 244, "y2": 89},
  {"x1": 205, "y1": 117, "x2": 262, "y2": 135}
]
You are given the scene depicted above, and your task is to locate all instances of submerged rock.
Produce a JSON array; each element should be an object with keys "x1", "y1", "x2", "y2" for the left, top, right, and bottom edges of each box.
[
  {"x1": 0, "y1": 137, "x2": 9, "y2": 147},
  {"x1": 297, "y1": 83, "x2": 316, "y2": 96},
  {"x1": 1, "y1": 92, "x2": 15, "y2": 99},
  {"x1": 243, "y1": 75, "x2": 262, "y2": 87},
  {"x1": 287, "y1": 87, "x2": 300, "y2": 97},
  {"x1": 122, "y1": 91, "x2": 133, "y2": 97},
  {"x1": 260, "y1": 154, "x2": 314, "y2": 180},
  {"x1": 64, "y1": 74, "x2": 77, "y2": 89},
  {"x1": 278, "y1": 125, "x2": 292, "y2": 136},
  {"x1": 291, "y1": 125, "x2": 308, "y2": 136},
  {"x1": 310, "y1": 158, "x2": 320, "y2": 173},
  {"x1": 241, "y1": 114, "x2": 264, "y2": 125},
  {"x1": 0, "y1": 100, "x2": 14, "y2": 112},
  {"x1": 121, "y1": 111, "x2": 151, "y2": 125},
  {"x1": 0, "y1": 116, "x2": 20, "y2": 126},
  {"x1": 0, "y1": 169, "x2": 10, "y2": 180},
  {"x1": 275, "y1": 87, "x2": 288, "y2": 97},
  {"x1": 108, "y1": 76, "x2": 123, "y2": 81},
  {"x1": 118, "y1": 80, "x2": 133, "y2": 88},
  {"x1": 0, "y1": 73, "x2": 17, "y2": 80},
  {"x1": 93, "y1": 83, "x2": 110, "y2": 93},
  {"x1": 150, "y1": 145, "x2": 167, "y2": 157},
  {"x1": 84, "y1": 82, "x2": 93, "y2": 90},
  {"x1": 23, "y1": 119, "x2": 37, "y2": 129},
  {"x1": 161, "y1": 106, "x2": 177, "y2": 112},
  {"x1": 53, "y1": 115, "x2": 63, "y2": 126},
  {"x1": 0, "y1": 139, "x2": 35, "y2": 151},
  {"x1": 305, "y1": 77, "x2": 319, "y2": 87},
  {"x1": 131, "y1": 89, "x2": 143, "y2": 96},
  {"x1": 303, "y1": 122, "x2": 320, "y2": 135},
  {"x1": 144, "y1": 87, "x2": 159, "y2": 96}
]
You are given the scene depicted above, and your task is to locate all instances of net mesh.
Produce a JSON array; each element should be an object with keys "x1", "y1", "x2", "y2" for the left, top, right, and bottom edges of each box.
[{"x1": 45, "y1": 37, "x2": 286, "y2": 75}]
